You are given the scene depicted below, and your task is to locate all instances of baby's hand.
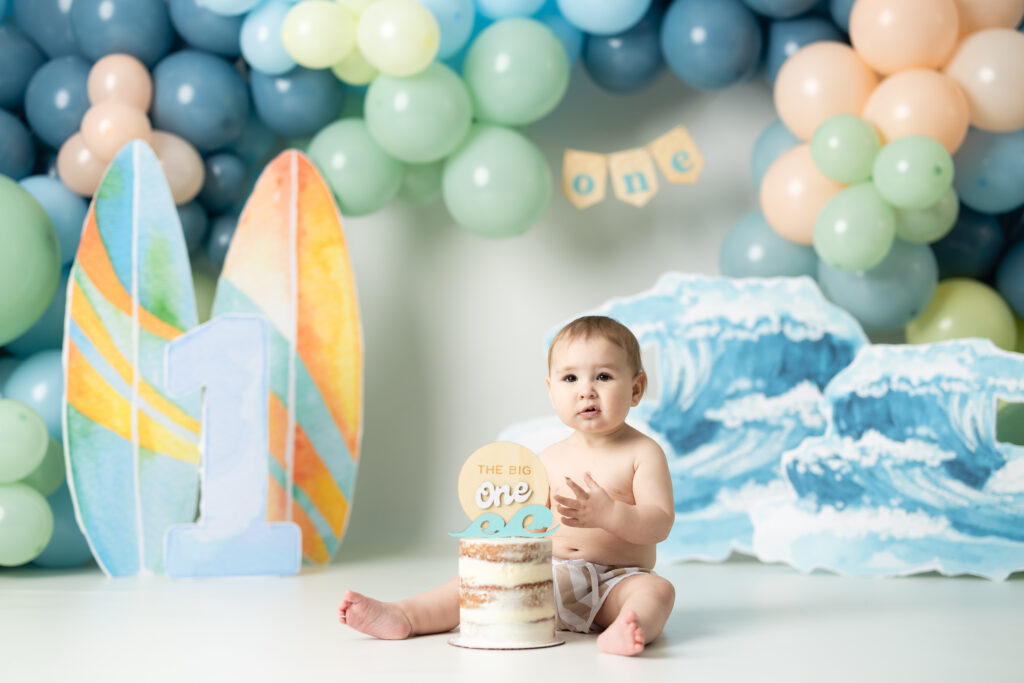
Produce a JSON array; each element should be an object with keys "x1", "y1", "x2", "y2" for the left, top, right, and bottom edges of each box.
[{"x1": 553, "y1": 473, "x2": 614, "y2": 529}]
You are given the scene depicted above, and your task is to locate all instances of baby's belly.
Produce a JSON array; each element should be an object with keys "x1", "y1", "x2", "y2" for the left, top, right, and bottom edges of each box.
[{"x1": 552, "y1": 527, "x2": 655, "y2": 568}]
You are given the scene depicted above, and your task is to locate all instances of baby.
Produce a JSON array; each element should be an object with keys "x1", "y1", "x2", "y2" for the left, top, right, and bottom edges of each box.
[{"x1": 339, "y1": 315, "x2": 676, "y2": 656}]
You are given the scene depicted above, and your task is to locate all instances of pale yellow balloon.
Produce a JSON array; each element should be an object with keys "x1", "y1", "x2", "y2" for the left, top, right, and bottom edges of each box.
[
  {"x1": 57, "y1": 133, "x2": 107, "y2": 197},
  {"x1": 906, "y1": 279, "x2": 1017, "y2": 351},
  {"x1": 356, "y1": 0, "x2": 440, "y2": 77},
  {"x1": 337, "y1": 0, "x2": 379, "y2": 15},
  {"x1": 331, "y1": 48, "x2": 379, "y2": 86},
  {"x1": 953, "y1": 0, "x2": 1024, "y2": 37},
  {"x1": 759, "y1": 144, "x2": 845, "y2": 245},
  {"x1": 774, "y1": 42, "x2": 878, "y2": 141},
  {"x1": 80, "y1": 101, "x2": 153, "y2": 163},
  {"x1": 862, "y1": 69, "x2": 970, "y2": 154},
  {"x1": 850, "y1": 0, "x2": 960, "y2": 75},
  {"x1": 87, "y1": 53, "x2": 153, "y2": 111},
  {"x1": 283, "y1": 0, "x2": 357, "y2": 69},
  {"x1": 151, "y1": 131, "x2": 205, "y2": 205},
  {"x1": 944, "y1": 28, "x2": 1024, "y2": 132}
]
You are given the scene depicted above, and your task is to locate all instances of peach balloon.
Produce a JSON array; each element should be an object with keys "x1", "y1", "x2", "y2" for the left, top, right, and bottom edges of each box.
[
  {"x1": 953, "y1": 0, "x2": 1024, "y2": 37},
  {"x1": 87, "y1": 54, "x2": 153, "y2": 111},
  {"x1": 774, "y1": 42, "x2": 878, "y2": 141},
  {"x1": 759, "y1": 144, "x2": 845, "y2": 245},
  {"x1": 151, "y1": 131, "x2": 205, "y2": 205},
  {"x1": 945, "y1": 29, "x2": 1024, "y2": 132},
  {"x1": 57, "y1": 133, "x2": 107, "y2": 197},
  {"x1": 862, "y1": 70, "x2": 970, "y2": 154},
  {"x1": 849, "y1": 0, "x2": 959, "y2": 75},
  {"x1": 80, "y1": 101, "x2": 153, "y2": 163}
]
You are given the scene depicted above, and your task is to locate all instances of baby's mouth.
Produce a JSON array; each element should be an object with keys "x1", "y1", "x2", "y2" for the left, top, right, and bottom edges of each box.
[{"x1": 579, "y1": 405, "x2": 600, "y2": 416}]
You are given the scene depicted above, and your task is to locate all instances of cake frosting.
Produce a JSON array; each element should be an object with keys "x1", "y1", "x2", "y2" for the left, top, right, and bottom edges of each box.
[{"x1": 457, "y1": 537, "x2": 556, "y2": 648}]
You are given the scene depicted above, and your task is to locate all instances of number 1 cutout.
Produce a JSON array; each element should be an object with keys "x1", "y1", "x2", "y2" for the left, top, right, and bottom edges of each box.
[{"x1": 164, "y1": 315, "x2": 301, "y2": 577}]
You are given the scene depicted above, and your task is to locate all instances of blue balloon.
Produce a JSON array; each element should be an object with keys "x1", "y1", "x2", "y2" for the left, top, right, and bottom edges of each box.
[
  {"x1": 0, "y1": 109, "x2": 35, "y2": 179},
  {"x1": 829, "y1": 0, "x2": 855, "y2": 32},
  {"x1": 204, "y1": 214, "x2": 239, "y2": 269},
  {"x1": 24, "y1": 56, "x2": 91, "y2": 149},
  {"x1": 661, "y1": 0, "x2": 762, "y2": 90},
  {"x1": 930, "y1": 207, "x2": 1004, "y2": 279},
  {"x1": 953, "y1": 128, "x2": 1024, "y2": 215},
  {"x1": 152, "y1": 50, "x2": 251, "y2": 151},
  {"x1": 0, "y1": 24, "x2": 45, "y2": 110},
  {"x1": 720, "y1": 211, "x2": 818, "y2": 278},
  {"x1": 996, "y1": 242, "x2": 1024, "y2": 318},
  {"x1": 741, "y1": 0, "x2": 819, "y2": 19},
  {"x1": 33, "y1": 148, "x2": 60, "y2": 179},
  {"x1": 818, "y1": 239, "x2": 938, "y2": 332},
  {"x1": 0, "y1": 0, "x2": 10, "y2": 20},
  {"x1": 1002, "y1": 206, "x2": 1024, "y2": 247},
  {"x1": 226, "y1": 114, "x2": 278, "y2": 167},
  {"x1": 2, "y1": 349, "x2": 63, "y2": 439},
  {"x1": 4, "y1": 268, "x2": 68, "y2": 355},
  {"x1": 169, "y1": 0, "x2": 243, "y2": 58},
  {"x1": 32, "y1": 483, "x2": 94, "y2": 569},
  {"x1": 751, "y1": 119, "x2": 800, "y2": 187},
  {"x1": 19, "y1": 175, "x2": 87, "y2": 265},
  {"x1": 249, "y1": 67, "x2": 346, "y2": 138},
  {"x1": 71, "y1": 0, "x2": 173, "y2": 67},
  {"x1": 583, "y1": 3, "x2": 664, "y2": 93},
  {"x1": 12, "y1": 0, "x2": 79, "y2": 58},
  {"x1": 178, "y1": 201, "x2": 209, "y2": 254},
  {"x1": 419, "y1": 0, "x2": 476, "y2": 60},
  {"x1": 198, "y1": 152, "x2": 250, "y2": 214},
  {"x1": 240, "y1": 0, "x2": 296, "y2": 76},
  {"x1": 534, "y1": 0, "x2": 583, "y2": 64},
  {"x1": 202, "y1": 0, "x2": 261, "y2": 15},
  {"x1": 477, "y1": 0, "x2": 545, "y2": 20},
  {"x1": 765, "y1": 16, "x2": 843, "y2": 83},
  {"x1": 556, "y1": 0, "x2": 652, "y2": 36}
]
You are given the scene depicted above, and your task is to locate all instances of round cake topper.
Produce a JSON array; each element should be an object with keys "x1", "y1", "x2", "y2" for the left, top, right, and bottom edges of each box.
[{"x1": 457, "y1": 442, "x2": 549, "y2": 523}]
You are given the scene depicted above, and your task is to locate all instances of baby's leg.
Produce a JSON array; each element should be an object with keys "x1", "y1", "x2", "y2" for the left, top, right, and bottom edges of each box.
[
  {"x1": 339, "y1": 577, "x2": 459, "y2": 639},
  {"x1": 593, "y1": 574, "x2": 675, "y2": 656}
]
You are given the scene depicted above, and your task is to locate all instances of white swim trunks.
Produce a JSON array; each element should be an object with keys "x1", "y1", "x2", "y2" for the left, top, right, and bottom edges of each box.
[{"x1": 552, "y1": 557, "x2": 653, "y2": 633}]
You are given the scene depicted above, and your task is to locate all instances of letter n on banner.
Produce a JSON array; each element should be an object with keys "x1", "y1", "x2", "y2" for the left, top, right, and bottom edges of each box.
[
  {"x1": 562, "y1": 150, "x2": 608, "y2": 209},
  {"x1": 608, "y1": 148, "x2": 658, "y2": 207},
  {"x1": 648, "y1": 125, "x2": 704, "y2": 184}
]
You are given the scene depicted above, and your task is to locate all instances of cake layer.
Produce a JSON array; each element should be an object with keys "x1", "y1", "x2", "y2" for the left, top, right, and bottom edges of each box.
[
  {"x1": 458, "y1": 537, "x2": 552, "y2": 563},
  {"x1": 458, "y1": 618, "x2": 557, "y2": 648},
  {"x1": 460, "y1": 580, "x2": 554, "y2": 609},
  {"x1": 458, "y1": 556, "x2": 553, "y2": 586}
]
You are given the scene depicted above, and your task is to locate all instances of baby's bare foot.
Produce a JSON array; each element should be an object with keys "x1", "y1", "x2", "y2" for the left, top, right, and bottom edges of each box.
[
  {"x1": 338, "y1": 590, "x2": 413, "y2": 640},
  {"x1": 597, "y1": 609, "x2": 645, "y2": 656}
]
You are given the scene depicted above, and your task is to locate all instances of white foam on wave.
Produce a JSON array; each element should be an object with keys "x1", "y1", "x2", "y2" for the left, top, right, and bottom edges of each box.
[{"x1": 705, "y1": 380, "x2": 825, "y2": 430}]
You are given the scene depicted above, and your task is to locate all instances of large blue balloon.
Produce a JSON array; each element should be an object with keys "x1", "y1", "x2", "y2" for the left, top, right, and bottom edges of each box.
[
  {"x1": 829, "y1": 0, "x2": 855, "y2": 32},
  {"x1": 750, "y1": 119, "x2": 800, "y2": 187},
  {"x1": 12, "y1": 0, "x2": 79, "y2": 58},
  {"x1": 953, "y1": 128, "x2": 1024, "y2": 215},
  {"x1": 930, "y1": 207, "x2": 1004, "y2": 279},
  {"x1": 557, "y1": 0, "x2": 652, "y2": 36},
  {"x1": 23, "y1": 56, "x2": 91, "y2": 150},
  {"x1": 152, "y1": 50, "x2": 251, "y2": 152},
  {"x1": 19, "y1": 175, "x2": 87, "y2": 265},
  {"x1": 996, "y1": 243, "x2": 1024, "y2": 318},
  {"x1": 419, "y1": 0, "x2": 477, "y2": 60},
  {"x1": 249, "y1": 67, "x2": 346, "y2": 138},
  {"x1": 4, "y1": 268, "x2": 68, "y2": 356},
  {"x1": 534, "y1": 0, "x2": 583, "y2": 65},
  {"x1": 661, "y1": 0, "x2": 762, "y2": 90},
  {"x1": 818, "y1": 239, "x2": 938, "y2": 332},
  {"x1": 198, "y1": 152, "x2": 250, "y2": 214},
  {"x1": 169, "y1": 0, "x2": 243, "y2": 58},
  {"x1": 71, "y1": 0, "x2": 173, "y2": 67},
  {"x1": 741, "y1": 0, "x2": 819, "y2": 19},
  {"x1": 239, "y1": 0, "x2": 296, "y2": 76},
  {"x1": 583, "y1": 3, "x2": 664, "y2": 93},
  {"x1": 765, "y1": 16, "x2": 843, "y2": 84},
  {"x1": 0, "y1": 24, "x2": 45, "y2": 111},
  {"x1": 720, "y1": 211, "x2": 818, "y2": 278},
  {"x1": 2, "y1": 349, "x2": 63, "y2": 439},
  {"x1": 0, "y1": 109, "x2": 35, "y2": 179},
  {"x1": 32, "y1": 483, "x2": 94, "y2": 569}
]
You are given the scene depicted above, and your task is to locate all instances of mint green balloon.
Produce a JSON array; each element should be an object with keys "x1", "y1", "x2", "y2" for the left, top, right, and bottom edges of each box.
[
  {"x1": 443, "y1": 124, "x2": 551, "y2": 238},
  {"x1": 0, "y1": 176, "x2": 60, "y2": 346},
  {"x1": 810, "y1": 114, "x2": 880, "y2": 184},
  {"x1": 0, "y1": 482, "x2": 53, "y2": 566},
  {"x1": 20, "y1": 437, "x2": 65, "y2": 497},
  {"x1": 463, "y1": 18, "x2": 569, "y2": 126},
  {"x1": 0, "y1": 399, "x2": 49, "y2": 483},
  {"x1": 813, "y1": 183, "x2": 896, "y2": 272},
  {"x1": 365, "y1": 63, "x2": 472, "y2": 163},
  {"x1": 307, "y1": 119, "x2": 404, "y2": 217},
  {"x1": 872, "y1": 135, "x2": 954, "y2": 210},
  {"x1": 399, "y1": 161, "x2": 444, "y2": 206},
  {"x1": 893, "y1": 187, "x2": 960, "y2": 244}
]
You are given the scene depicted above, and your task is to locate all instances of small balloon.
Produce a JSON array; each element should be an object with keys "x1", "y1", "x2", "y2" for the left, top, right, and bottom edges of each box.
[
  {"x1": 849, "y1": 0, "x2": 959, "y2": 75},
  {"x1": 813, "y1": 182, "x2": 896, "y2": 272},
  {"x1": 250, "y1": 66, "x2": 347, "y2": 138},
  {"x1": 953, "y1": 128, "x2": 1024, "y2": 215},
  {"x1": 872, "y1": 136, "x2": 954, "y2": 210},
  {"x1": 944, "y1": 28, "x2": 1024, "y2": 133},
  {"x1": 809, "y1": 114, "x2": 880, "y2": 184},
  {"x1": 17, "y1": 176, "x2": 86, "y2": 266},
  {"x1": 56, "y1": 133, "x2": 106, "y2": 197},
  {"x1": 4, "y1": 269, "x2": 69, "y2": 356},
  {"x1": 240, "y1": 0, "x2": 297, "y2": 76},
  {"x1": 198, "y1": 153, "x2": 250, "y2": 213},
  {"x1": 764, "y1": 15, "x2": 843, "y2": 85},
  {"x1": 192, "y1": 262, "x2": 218, "y2": 323},
  {"x1": 70, "y1": 0, "x2": 174, "y2": 67},
  {"x1": 331, "y1": 49, "x2": 379, "y2": 86},
  {"x1": 0, "y1": 399, "x2": 49, "y2": 484},
  {"x1": 417, "y1": 0, "x2": 476, "y2": 61},
  {"x1": 168, "y1": 0, "x2": 243, "y2": 57},
  {"x1": 200, "y1": 0, "x2": 261, "y2": 15},
  {"x1": 534, "y1": 0, "x2": 584, "y2": 65},
  {"x1": 282, "y1": 0, "x2": 357, "y2": 69},
  {"x1": 930, "y1": 207, "x2": 1004, "y2": 279},
  {"x1": 307, "y1": 119, "x2": 404, "y2": 217},
  {"x1": 357, "y1": 0, "x2": 440, "y2": 76},
  {"x1": 18, "y1": 437, "x2": 64, "y2": 497},
  {"x1": 0, "y1": 23, "x2": 45, "y2": 110},
  {"x1": 0, "y1": 109, "x2": 35, "y2": 180},
  {"x1": 583, "y1": 3, "x2": 664, "y2": 94},
  {"x1": 759, "y1": 144, "x2": 844, "y2": 245},
  {"x1": 151, "y1": 131, "x2": 205, "y2": 206},
  {"x1": 906, "y1": 278, "x2": 1017, "y2": 351},
  {"x1": 751, "y1": 119, "x2": 800, "y2": 188},
  {"x1": 893, "y1": 188, "x2": 959, "y2": 245},
  {"x1": 556, "y1": 0, "x2": 651, "y2": 36},
  {"x1": 2, "y1": 349, "x2": 64, "y2": 439},
  {"x1": 24, "y1": 55, "x2": 91, "y2": 149},
  {"x1": 87, "y1": 54, "x2": 154, "y2": 111},
  {"x1": 861, "y1": 69, "x2": 970, "y2": 155},
  {"x1": 476, "y1": 0, "x2": 545, "y2": 20},
  {"x1": 954, "y1": 0, "x2": 1024, "y2": 36},
  {"x1": 0, "y1": 482, "x2": 54, "y2": 566},
  {"x1": 719, "y1": 211, "x2": 818, "y2": 279},
  {"x1": 11, "y1": 0, "x2": 79, "y2": 59},
  {"x1": 660, "y1": 0, "x2": 762, "y2": 91},
  {"x1": 80, "y1": 100, "x2": 154, "y2": 163}
]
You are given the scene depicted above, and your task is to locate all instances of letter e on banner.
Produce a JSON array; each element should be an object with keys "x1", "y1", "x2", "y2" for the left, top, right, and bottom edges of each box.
[
  {"x1": 562, "y1": 150, "x2": 608, "y2": 209},
  {"x1": 608, "y1": 148, "x2": 659, "y2": 207},
  {"x1": 648, "y1": 125, "x2": 703, "y2": 184}
]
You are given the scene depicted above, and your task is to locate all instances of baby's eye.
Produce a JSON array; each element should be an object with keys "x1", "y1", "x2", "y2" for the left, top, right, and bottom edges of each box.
[
  {"x1": 596, "y1": 373, "x2": 613, "y2": 381},
  {"x1": 562, "y1": 374, "x2": 577, "y2": 383}
]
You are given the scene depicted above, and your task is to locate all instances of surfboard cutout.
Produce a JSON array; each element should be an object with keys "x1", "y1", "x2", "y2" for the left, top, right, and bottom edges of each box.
[
  {"x1": 211, "y1": 149, "x2": 363, "y2": 564},
  {"x1": 63, "y1": 140, "x2": 201, "y2": 577}
]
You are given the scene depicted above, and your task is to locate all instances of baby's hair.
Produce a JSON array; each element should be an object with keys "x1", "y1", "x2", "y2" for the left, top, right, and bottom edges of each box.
[{"x1": 547, "y1": 315, "x2": 644, "y2": 376}]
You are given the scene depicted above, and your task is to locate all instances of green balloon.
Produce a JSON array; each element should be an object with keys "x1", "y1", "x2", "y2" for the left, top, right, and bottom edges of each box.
[
  {"x1": 996, "y1": 402, "x2": 1024, "y2": 447},
  {"x1": 813, "y1": 183, "x2": 896, "y2": 272},
  {"x1": 399, "y1": 161, "x2": 444, "y2": 206},
  {"x1": 365, "y1": 63, "x2": 472, "y2": 163},
  {"x1": 0, "y1": 482, "x2": 54, "y2": 566},
  {"x1": 906, "y1": 279, "x2": 1017, "y2": 351},
  {"x1": 0, "y1": 176, "x2": 61, "y2": 346},
  {"x1": 0, "y1": 399, "x2": 50, "y2": 483},
  {"x1": 442, "y1": 124, "x2": 551, "y2": 238},
  {"x1": 1016, "y1": 316, "x2": 1024, "y2": 353},
  {"x1": 872, "y1": 135, "x2": 954, "y2": 210},
  {"x1": 893, "y1": 187, "x2": 959, "y2": 244},
  {"x1": 308, "y1": 119, "x2": 404, "y2": 217},
  {"x1": 19, "y1": 437, "x2": 64, "y2": 497},
  {"x1": 463, "y1": 18, "x2": 569, "y2": 126},
  {"x1": 810, "y1": 114, "x2": 880, "y2": 184}
]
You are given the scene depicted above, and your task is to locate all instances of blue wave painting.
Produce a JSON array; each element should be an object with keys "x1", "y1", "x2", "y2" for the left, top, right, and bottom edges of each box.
[{"x1": 751, "y1": 340, "x2": 1024, "y2": 579}]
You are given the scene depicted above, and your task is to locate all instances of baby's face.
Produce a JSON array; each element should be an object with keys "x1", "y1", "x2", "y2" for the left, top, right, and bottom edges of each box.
[{"x1": 546, "y1": 335, "x2": 642, "y2": 437}]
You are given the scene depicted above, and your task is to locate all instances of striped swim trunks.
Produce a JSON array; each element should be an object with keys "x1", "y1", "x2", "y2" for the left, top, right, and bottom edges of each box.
[{"x1": 552, "y1": 557, "x2": 653, "y2": 633}]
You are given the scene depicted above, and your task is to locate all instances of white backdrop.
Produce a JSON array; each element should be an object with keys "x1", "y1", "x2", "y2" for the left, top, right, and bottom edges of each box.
[{"x1": 337, "y1": 65, "x2": 777, "y2": 557}]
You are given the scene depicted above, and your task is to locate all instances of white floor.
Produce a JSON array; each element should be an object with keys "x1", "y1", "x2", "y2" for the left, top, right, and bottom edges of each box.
[{"x1": 2, "y1": 552, "x2": 1022, "y2": 683}]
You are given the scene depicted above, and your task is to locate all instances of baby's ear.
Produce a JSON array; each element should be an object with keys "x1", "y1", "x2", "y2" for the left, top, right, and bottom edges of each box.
[{"x1": 631, "y1": 371, "x2": 647, "y2": 405}]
